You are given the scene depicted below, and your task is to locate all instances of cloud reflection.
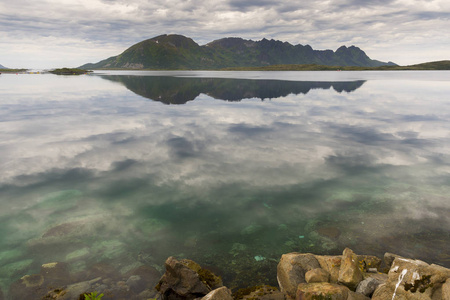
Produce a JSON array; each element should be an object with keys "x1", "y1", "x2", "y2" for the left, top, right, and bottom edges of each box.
[{"x1": 0, "y1": 73, "x2": 450, "y2": 292}]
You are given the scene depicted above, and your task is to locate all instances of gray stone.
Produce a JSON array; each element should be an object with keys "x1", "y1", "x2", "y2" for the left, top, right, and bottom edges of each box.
[
  {"x1": 338, "y1": 248, "x2": 364, "y2": 291},
  {"x1": 356, "y1": 277, "x2": 382, "y2": 297},
  {"x1": 201, "y1": 287, "x2": 233, "y2": 300},
  {"x1": 277, "y1": 253, "x2": 321, "y2": 298},
  {"x1": 305, "y1": 268, "x2": 330, "y2": 283}
]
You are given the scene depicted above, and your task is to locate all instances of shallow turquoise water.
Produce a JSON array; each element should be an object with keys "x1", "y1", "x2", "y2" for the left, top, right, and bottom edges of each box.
[{"x1": 0, "y1": 71, "x2": 449, "y2": 293}]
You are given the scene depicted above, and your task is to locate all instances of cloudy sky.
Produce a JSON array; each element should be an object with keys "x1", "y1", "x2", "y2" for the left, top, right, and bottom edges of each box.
[{"x1": 0, "y1": 0, "x2": 449, "y2": 68}]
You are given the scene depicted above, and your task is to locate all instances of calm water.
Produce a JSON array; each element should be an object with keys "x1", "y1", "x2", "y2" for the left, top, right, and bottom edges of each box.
[{"x1": 0, "y1": 71, "x2": 449, "y2": 293}]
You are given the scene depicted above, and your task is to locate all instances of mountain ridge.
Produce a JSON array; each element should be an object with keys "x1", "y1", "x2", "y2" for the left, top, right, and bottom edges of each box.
[{"x1": 80, "y1": 34, "x2": 396, "y2": 70}]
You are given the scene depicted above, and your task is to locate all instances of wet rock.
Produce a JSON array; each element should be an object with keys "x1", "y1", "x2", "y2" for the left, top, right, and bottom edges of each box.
[
  {"x1": 156, "y1": 256, "x2": 222, "y2": 300},
  {"x1": 315, "y1": 255, "x2": 342, "y2": 283},
  {"x1": 372, "y1": 257, "x2": 450, "y2": 300},
  {"x1": 338, "y1": 248, "x2": 364, "y2": 290},
  {"x1": 40, "y1": 261, "x2": 71, "y2": 286},
  {"x1": 305, "y1": 268, "x2": 330, "y2": 283},
  {"x1": 201, "y1": 286, "x2": 233, "y2": 300},
  {"x1": 296, "y1": 282, "x2": 349, "y2": 300},
  {"x1": 355, "y1": 277, "x2": 382, "y2": 297},
  {"x1": 277, "y1": 253, "x2": 321, "y2": 298}
]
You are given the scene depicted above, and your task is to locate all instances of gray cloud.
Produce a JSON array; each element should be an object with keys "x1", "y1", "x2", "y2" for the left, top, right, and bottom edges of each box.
[{"x1": 0, "y1": 0, "x2": 448, "y2": 67}]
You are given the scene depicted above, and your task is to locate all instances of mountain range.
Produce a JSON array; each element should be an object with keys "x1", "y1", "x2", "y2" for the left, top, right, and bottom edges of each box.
[
  {"x1": 0, "y1": 64, "x2": 7, "y2": 69},
  {"x1": 80, "y1": 34, "x2": 396, "y2": 70}
]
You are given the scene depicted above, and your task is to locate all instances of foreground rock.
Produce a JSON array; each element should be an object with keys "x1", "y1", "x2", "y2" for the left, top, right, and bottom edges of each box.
[
  {"x1": 5, "y1": 248, "x2": 449, "y2": 300},
  {"x1": 277, "y1": 248, "x2": 449, "y2": 300},
  {"x1": 156, "y1": 256, "x2": 223, "y2": 299}
]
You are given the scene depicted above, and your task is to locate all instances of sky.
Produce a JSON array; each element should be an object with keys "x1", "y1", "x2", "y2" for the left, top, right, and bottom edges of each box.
[{"x1": 0, "y1": 0, "x2": 449, "y2": 69}]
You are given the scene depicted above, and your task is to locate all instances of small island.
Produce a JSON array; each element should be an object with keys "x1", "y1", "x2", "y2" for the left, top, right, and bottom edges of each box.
[{"x1": 49, "y1": 68, "x2": 93, "y2": 75}]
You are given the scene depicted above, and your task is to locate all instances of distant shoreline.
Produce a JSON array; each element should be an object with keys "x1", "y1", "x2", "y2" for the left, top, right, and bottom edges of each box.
[{"x1": 2, "y1": 61, "x2": 449, "y2": 73}]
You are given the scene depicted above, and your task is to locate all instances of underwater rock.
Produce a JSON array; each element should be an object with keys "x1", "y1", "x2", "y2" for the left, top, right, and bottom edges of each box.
[
  {"x1": 156, "y1": 256, "x2": 222, "y2": 300},
  {"x1": 305, "y1": 268, "x2": 330, "y2": 283},
  {"x1": 277, "y1": 253, "x2": 321, "y2": 298},
  {"x1": 316, "y1": 226, "x2": 341, "y2": 239},
  {"x1": 40, "y1": 261, "x2": 71, "y2": 286},
  {"x1": 338, "y1": 248, "x2": 364, "y2": 290},
  {"x1": 202, "y1": 286, "x2": 233, "y2": 300},
  {"x1": 63, "y1": 277, "x2": 102, "y2": 299},
  {"x1": 372, "y1": 257, "x2": 450, "y2": 300},
  {"x1": 9, "y1": 274, "x2": 46, "y2": 299},
  {"x1": 83, "y1": 262, "x2": 121, "y2": 281},
  {"x1": 125, "y1": 266, "x2": 161, "y2": 294}
]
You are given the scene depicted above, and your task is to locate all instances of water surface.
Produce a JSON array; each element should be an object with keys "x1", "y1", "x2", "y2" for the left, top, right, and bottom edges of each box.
[{"x1": 0, "y1": 71, "x2": 449, "y2": 293}]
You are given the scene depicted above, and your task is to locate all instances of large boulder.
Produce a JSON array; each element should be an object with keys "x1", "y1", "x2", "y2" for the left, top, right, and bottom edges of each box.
[
  {"x1": 338, "y1": 248, "x2": 364, "y2": 290},
  {"x1": 277, "y1": 253, "x2": 321, "y2": 298},
  {"x1": 372, "y1": 257, "x2": 450, "y2": 300},
  {"x1": 156, "y1": 256, "x2": 223, "y2": 300}
]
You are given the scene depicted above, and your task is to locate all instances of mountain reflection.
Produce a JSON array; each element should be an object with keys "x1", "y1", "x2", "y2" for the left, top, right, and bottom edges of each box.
[{"x1": 100, "y1": 75, "x2": 366, "y2": 104}]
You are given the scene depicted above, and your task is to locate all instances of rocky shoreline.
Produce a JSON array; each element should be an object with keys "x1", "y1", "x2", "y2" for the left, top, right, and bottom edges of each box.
[{"x1": 4, "y1": 248, "x2": 450, "y2": 299}]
